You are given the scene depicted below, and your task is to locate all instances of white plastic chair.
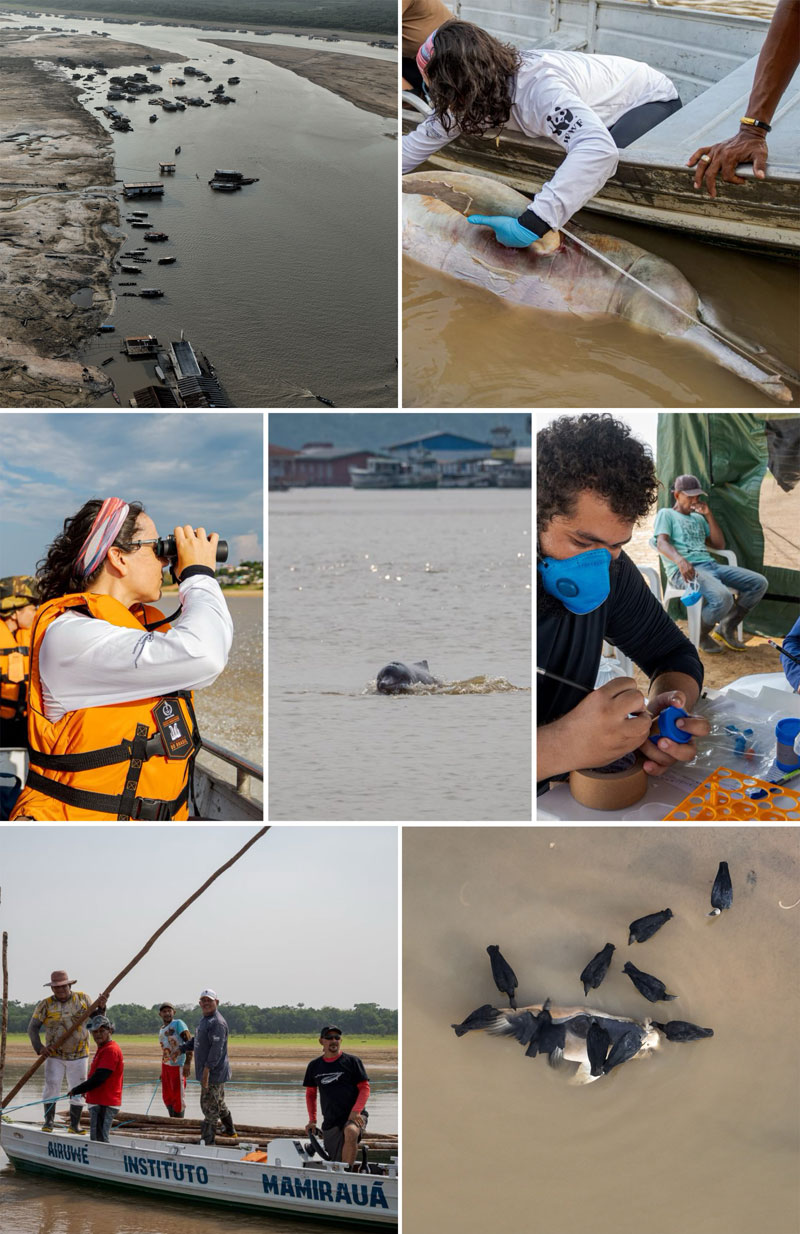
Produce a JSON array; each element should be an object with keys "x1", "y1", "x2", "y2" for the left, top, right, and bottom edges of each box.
[
  {"x1": 600, "y1": 567, "x2": 662, "y2": 677},
  {"x1": 402, "y1": 90, "x2": 432, "y2": 119},
  {"x1": 660, "y1": 549, "x2": 743, "y2": 648}
]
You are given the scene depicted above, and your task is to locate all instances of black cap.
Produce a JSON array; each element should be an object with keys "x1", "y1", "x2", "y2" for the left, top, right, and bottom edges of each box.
[{"x1": 320, "y1": 1024, "x2": 342, "y2": 1036}]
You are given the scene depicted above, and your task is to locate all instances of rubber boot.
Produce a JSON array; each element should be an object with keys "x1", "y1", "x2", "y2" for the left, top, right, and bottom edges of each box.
[
  {"x1": 200, "y1": 1119, "x2": 215, "y2": 1145},
  {"x1": 714, "y1": 604, "x2": 749, "y2": 651},
  {"x1": 41, "y1": 1102, "x2": 56, "y2": 1132},
  {"x1": 699, "y1": 619, "x2": 722, "y2": 653},
  {"x1": 220, "y1": 1111, "x2": 237, "y2": 1138},
  {"x1": 68, "y1": 1104, "x2": 87, "y2": 1135}
]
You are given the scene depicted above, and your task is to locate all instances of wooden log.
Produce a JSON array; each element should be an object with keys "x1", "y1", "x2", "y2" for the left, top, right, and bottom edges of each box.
[
  {"x1": 0, "y1": 929, "x2": 8, "y2": 1106},
  {"x1": 1, "y1": 828, "x2": 269, "y2": 1109},
  {"x1": 64, "y1": 1107, "x2": 397, "y2": 1147}
]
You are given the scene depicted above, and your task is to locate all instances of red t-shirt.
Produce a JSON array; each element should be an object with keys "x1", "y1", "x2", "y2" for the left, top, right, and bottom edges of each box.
[{"x1": 88, "y1": 1040, "x2": 124, "y2": 1107}]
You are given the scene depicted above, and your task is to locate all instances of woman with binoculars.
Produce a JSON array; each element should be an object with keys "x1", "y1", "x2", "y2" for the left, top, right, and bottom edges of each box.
[{"x1": 11, "y1": 497, "x2": 232, "y2": 821}]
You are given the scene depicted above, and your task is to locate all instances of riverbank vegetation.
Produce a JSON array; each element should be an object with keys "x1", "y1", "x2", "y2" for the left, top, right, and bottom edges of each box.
[
  {"x1": 4, "y1": 1000, "x2": 397, "y2": 1035},
  {"x1": 0, "y1": 1, "x2": 396, "y2": 36}
]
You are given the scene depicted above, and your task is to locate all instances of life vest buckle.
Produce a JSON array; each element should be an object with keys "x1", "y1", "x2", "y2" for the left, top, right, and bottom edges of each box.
[{"x1": 131, "y1": 796, "x2": 173, "y2": 821}]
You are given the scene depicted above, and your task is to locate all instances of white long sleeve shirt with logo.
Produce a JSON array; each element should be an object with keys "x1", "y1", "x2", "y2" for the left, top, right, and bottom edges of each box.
[{"x1": 402, "y1": 50, "x2": 678, "y2": 231}]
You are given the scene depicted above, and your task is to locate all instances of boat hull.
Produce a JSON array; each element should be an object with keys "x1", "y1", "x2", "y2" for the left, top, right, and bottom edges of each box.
[{"x1": 1, "y1": 1124, "x2": 396, "y2": 1227}]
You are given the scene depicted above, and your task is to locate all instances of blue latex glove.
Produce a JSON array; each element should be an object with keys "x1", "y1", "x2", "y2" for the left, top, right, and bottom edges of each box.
[{"x1": 467, "y1": 214, "x2": 539, "y2": 248}]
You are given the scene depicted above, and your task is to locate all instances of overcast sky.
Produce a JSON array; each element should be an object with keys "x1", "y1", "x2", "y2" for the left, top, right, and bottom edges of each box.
[
  {"x1": 0, "y1": 411, "x2": 263, "y2": 574},
  {"x1": 0, "y1": 827, "x2": 397, "y2": 1008}
]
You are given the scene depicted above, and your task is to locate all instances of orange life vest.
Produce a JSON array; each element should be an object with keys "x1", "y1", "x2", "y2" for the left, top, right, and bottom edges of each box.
[
  {"x1": 0, "y1": 620, "x2": 31, "y2": 724},
  {"x1": 11, "y1": 592, "x2": 199, "y2": 821}
]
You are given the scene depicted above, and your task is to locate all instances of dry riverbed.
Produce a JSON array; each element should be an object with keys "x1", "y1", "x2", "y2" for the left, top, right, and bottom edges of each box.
[
  {"x1": 205, "y1": 38, "x2": 395, "y2": 120},
  {"x1": 0, "y1": 31, "x2": 180, "y2": 406}
]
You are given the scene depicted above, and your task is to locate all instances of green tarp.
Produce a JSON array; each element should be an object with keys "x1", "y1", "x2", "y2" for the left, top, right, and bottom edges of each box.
[{"x1": 656, "y1": 413, "x2": 800, "y2": 639}]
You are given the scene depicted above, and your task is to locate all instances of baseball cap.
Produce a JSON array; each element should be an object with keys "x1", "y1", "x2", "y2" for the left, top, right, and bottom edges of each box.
[
  {"x1": 672, "y1": 474, "x2": 707, "y2": 497},
  {"x1": 199, "y1": 989, "x2": 218, "y2": 1001}
]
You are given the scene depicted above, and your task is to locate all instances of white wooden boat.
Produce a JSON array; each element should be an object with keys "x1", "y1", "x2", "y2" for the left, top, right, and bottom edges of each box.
[
  {"x1": 404, "y1": 0, "x2": 800, "y2": 253},
  {"x1": 0, "y1": 1122, "x2": 397, "y2": 1226}
]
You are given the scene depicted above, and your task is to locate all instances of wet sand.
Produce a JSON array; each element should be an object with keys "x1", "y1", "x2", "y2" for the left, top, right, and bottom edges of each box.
[
  {"x1": 404, "y1": 827, "x2": 800, "y2": 1234},
  {"x1": 0, "y1": 32, "x2": 180, "y2": 405},
  {"x1": 204, "y1": 38, "x2": 395, "y2": 119}
]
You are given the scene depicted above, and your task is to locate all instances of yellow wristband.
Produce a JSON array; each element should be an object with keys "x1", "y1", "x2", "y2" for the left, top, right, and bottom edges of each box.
[{"x1": 740, "y1": 116, "x2": 771, "y2": 133}]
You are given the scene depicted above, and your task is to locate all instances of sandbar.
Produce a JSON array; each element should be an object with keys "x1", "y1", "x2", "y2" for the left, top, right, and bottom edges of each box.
[
  {"x1": 0, "y1": 31, "x2": 181, "y2": 406},
  {"x1": 204, "y1": 38, "x2": 395, "y2": 120}
]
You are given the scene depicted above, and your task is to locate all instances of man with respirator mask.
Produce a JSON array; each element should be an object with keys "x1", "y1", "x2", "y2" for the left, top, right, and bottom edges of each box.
[{"x1": 537, "y1": 415, "x2": 709, "y2": 793}]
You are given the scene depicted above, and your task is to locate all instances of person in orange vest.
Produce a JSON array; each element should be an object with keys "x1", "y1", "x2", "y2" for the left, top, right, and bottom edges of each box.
[
  {"x1": 0, "y1": 575, "x2": 37, "y2": 748},
  {"x1": 11, "y1": 497, "x2": 232, "y2": 821}
]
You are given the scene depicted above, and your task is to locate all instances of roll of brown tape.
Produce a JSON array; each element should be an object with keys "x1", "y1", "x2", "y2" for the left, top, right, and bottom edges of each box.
[{"x1": 569, "y1": 753, "x2": 648, "y2": 811}]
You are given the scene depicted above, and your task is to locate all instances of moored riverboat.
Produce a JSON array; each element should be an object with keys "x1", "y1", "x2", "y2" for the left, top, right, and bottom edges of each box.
[
  {"x1": 0, "y1": 1123, "x2": 395, "y2": 1225},
  {"x1": 350, "y1": 455, "x2": 441, "y2": 489},
  {"x1": 157, "y1": 256, "x2": 177, "y2": 265},
  {"x1": 144, "y1": 232, "x2": 169, "y2": 241},
  {"x1": 139, "y1": 288, "x2": 164, "y2": 298},
  {"x1": 403, "y1": 0, "x2": 800, "y2": 254}
]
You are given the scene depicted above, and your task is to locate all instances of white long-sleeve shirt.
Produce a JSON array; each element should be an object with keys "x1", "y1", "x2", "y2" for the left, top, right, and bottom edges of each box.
[
  {"x1": 402, "y1": 50, "x2": 678, "y2": 230},
  {"x1": 39, "y1": 574, "x2": 233, "y2": 721}
]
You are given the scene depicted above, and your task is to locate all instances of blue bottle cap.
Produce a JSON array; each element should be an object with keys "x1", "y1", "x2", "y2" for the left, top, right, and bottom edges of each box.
[
  {"x1": 775, "y1": 718, "x2": 800, "y2": 744},
  {"x1": 656, "y1": 705, "x2": 692, "y2": 744}
]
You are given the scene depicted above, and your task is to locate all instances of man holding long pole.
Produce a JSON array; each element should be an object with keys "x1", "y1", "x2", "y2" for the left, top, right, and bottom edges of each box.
[{"x1": 28, "y1": 969, "x2": 106, "y2": 1134}]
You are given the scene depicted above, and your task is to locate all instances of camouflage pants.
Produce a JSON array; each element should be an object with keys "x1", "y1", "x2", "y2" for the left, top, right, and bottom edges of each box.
[{"x1": 200, "y1": 1082, "x2": 230, "y2": 1123}]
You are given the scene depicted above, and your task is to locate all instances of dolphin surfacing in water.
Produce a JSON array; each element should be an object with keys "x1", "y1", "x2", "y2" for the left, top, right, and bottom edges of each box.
[
  {"x1": 403, "y1": 171, "x2": 795, "y2": 404},
  {"x1": 376, "y1": 659, "x2": 438, "y2": 694}
]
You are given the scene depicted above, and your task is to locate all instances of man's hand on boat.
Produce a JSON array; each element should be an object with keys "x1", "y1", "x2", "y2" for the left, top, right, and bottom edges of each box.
[
  {"x1": 175, "y1": 526, "x2": 220, "y2": 575},
  {"x1": 304, "y1": 1120, "x2": 319, "y2": 1135},
  {"x1": 687, "y1": 131, "x2": 768, "y2": 198}
]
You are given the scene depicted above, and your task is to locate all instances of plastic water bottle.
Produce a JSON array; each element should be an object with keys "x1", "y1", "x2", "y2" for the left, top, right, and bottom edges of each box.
[{"x1": 680, "y1": 577, "x2": 702, "y2": 606}]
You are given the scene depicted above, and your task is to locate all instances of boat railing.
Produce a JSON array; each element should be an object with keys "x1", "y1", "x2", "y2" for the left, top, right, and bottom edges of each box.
[{"x1": 200, "y1": 737, "x2": 262, "y2": 797}]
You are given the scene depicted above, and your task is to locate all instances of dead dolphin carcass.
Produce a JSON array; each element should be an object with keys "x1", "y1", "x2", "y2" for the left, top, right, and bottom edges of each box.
[
  {"x1": 402, "y1": 171, "x2": 795, "y2": 405},
  {"x1": 451, "y1": 1000, "x2": 661, "y2": 1085}
]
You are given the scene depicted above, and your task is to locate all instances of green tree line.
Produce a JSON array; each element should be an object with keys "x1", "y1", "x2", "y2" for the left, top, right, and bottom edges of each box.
[
  {"x1": 2, "y1": 1, "x2": 397, "y2": 36},
  {"x1": 7, "y1": 1000, "x2": 397, "y2": 1035}
]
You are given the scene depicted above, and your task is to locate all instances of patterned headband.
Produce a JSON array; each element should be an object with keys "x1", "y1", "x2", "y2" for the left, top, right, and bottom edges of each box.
[
  {"x1": 75, "y1": 498, "x2": 131, "y2": 578},
  {"x1": 416, "y1": 28, "x2": 438, "y2": 75}
]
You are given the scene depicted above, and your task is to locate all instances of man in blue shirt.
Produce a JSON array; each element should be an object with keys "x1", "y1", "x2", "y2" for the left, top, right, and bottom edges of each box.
[
  {"x1": 194, "y1": 988, "x2": 235, "y2": 1144},
  {"x1": 654, "y1": 475, "x2": 768, "y2": 653}
]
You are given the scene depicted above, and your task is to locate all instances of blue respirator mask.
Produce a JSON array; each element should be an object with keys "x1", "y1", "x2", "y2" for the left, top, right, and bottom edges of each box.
[{"x1": 537, "y1": 547, "x2": 612, "y2": 615}]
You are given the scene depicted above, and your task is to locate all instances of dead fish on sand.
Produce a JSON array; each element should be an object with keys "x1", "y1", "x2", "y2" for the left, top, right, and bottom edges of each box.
[
  {"x1": 452, "y1": 1001, "x2": 660, "y2": 1084},
  {"x1": 402, "y1": 171, "x2": 795, "y2": 404}
]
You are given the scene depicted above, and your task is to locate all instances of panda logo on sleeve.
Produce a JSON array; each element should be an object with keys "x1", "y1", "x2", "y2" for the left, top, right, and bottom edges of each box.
[{"x1": 546, "y1": 106, "x2": 583, "y2": 143}]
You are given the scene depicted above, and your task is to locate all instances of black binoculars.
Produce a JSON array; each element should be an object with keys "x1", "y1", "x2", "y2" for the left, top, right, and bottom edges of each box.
[{"x1": 156, "y1": 536, "x2": 228, "y2": 563}]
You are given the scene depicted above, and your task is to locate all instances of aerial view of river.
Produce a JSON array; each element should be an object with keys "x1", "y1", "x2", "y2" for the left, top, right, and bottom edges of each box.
[
  {"x1": 269, "y1": 487, "x2": 532, "y2": 821},
  {"x1": 0, "y1": 13, "x2": 397, "y2": 408}
]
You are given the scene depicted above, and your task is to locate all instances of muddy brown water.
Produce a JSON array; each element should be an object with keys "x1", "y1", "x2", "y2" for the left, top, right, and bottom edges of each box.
[
  {"x1": 403, "y1": 826, "x2": 800, "y2": 1234},
  {"x1": 403, "y1": 207, "x2": 800, "y2": 409}
]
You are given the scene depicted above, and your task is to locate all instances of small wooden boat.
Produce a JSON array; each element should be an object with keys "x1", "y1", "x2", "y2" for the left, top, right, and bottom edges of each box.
[
  {"x1": 98, "y1": 324, "x2": 115, "y2": 332},
  {"x1": 111, "y1": 390, "x2": 121, "y2": 404},
  {"x1": 140, "y1": 288, "x2": 164, "y2": 297},
  {"x1": 101, "y1": 356, "x2": 115, "y2": 365},
  {"x1": 174, "y1": 145, "x2": 181, "y2": 154},
  {"x1": 120, "y1": 264, "x2": 142, "y2": 273},
  {"x1": 130, "y1": 221, "x2": 150, "y2": 228},
  {"x1": 157, "y1": 256, "x2": 177, "y2": 264},
  {"x1": 144, "y1": 232, "x2": 169, "y2": 241},
  {"x1": 209, "y1": 181, "x2": 241, "y2": 191},
  {"x1": 315, "y1": 394, "x2": 335, "y2": 407},
  {"x1": 0, "y1": 1130, "x2": 397, "y2": 1224}
]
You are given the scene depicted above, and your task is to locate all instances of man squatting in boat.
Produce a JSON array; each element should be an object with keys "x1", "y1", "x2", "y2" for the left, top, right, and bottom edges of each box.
[
  {"x1": 402, "y1": 20, "x2": 682, "y2": 249},
  {"x1": 537, "y1": 415, "x2": 711, "y2": 796},
  {"x1": 68, "y1": 1015, "x2": 125, "y2": 1142},
  {"x1": 28, "y1": 969, "x2": 108, "y2": 1136},
  {"x1": 10, "y1": 497, "x2": 232, "y2": 821},
  {"x1": 304, "y1": 1024, "x2": 370, "y2": 1166}
]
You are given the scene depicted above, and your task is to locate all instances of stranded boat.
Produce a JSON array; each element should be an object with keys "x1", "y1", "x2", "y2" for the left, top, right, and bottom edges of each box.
[
  {"x1": 0, "y1": 1124, "x2": 396, "y2": 1224},
  {"x1": 403, "y1": 0, "x2": 800, "y2": 254}
]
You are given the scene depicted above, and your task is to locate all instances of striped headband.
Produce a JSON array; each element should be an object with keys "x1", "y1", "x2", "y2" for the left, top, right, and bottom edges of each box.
[
  {"x1": 75, "y1": 497, "x2": 130, "y2": 578},
  {"x1": 416, "y1": 27, "x2": 438, "y2": 75}
]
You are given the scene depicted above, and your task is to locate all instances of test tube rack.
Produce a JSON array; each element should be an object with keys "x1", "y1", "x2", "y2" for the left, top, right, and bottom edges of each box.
[{"x1": 665, "y1": 767, "x2": 800, "y2": 821}]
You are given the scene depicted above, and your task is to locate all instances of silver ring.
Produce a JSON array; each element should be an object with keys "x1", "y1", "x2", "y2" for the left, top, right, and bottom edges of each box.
[{"x1": 699, "y1": 154, "x2": 711, "y2": 163}]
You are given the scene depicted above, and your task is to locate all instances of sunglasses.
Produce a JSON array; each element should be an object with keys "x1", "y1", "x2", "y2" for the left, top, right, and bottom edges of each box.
[{"x1": 323, "y1": 1033, "x2": 342, "y2": 1040}]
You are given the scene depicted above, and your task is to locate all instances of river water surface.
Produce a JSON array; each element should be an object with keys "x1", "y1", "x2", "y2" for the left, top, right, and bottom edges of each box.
[
  {"x1": 268, "y1": 488, "x2": 532, "y2": 820},
  {"x1": 403, "y1": 826, "x2": 800, "y2": 1234},
  {"x1": 0, "y1": 14, "x2": 397, "y2": 408}
]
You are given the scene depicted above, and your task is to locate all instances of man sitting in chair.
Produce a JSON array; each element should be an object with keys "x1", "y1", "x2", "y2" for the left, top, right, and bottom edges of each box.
[{"x1": 654, "y1": 475, "x2": 768, "y2": 654}]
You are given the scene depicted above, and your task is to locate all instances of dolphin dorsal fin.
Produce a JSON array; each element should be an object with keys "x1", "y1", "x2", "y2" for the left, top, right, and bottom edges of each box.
[{"x1": 415, "y1": 659, "x2": 429, "y2": 669}]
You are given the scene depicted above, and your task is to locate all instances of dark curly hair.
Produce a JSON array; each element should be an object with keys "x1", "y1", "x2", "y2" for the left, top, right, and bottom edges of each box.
[
  {"x1": 537, "y1": 415, "x2": 659, "y2": 534},
  {"x1": 36, "y1": 499, "x2": 146, "y2": 604},
  {"x1": 425, "y1": 20, "x2": 522, "y2": 136}
]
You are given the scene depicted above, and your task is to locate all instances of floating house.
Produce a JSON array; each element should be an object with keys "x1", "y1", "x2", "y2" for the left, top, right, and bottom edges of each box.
[{"x1": 122, "y1": 182, "x2": 164, "y2": 198}]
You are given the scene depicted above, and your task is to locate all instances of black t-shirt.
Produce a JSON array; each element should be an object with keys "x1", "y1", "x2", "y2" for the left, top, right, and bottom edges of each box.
[
  {"x1": 303, "y1": 1052, "x2": 369, "y2": 1130},
  {"x1": 537, "y1": 550, "x2": 703, "y2": 787}
]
